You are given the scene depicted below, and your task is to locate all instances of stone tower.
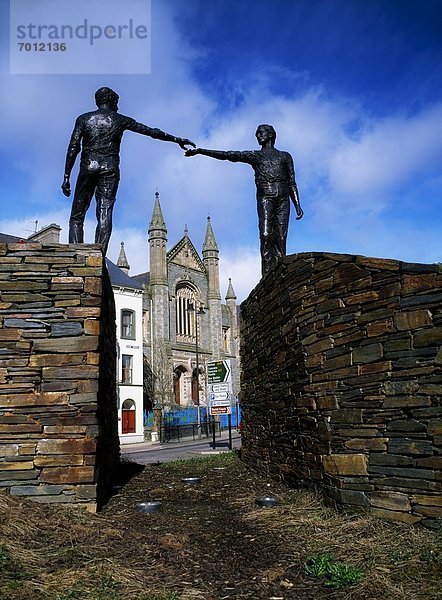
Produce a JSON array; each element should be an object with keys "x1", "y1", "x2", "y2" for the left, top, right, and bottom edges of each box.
[
  {"x1": 225, "y1": 278, "x2": 238, "y2": 341},
  {"x1": 202, "y1": 216, "x2": 223, "y2": 358},
  {"x1": 225, "y1": 278, "x2": 239, "y2": 392},
  {"x1": 148, "y1": 192, "x2": 169, "y2": 342}
]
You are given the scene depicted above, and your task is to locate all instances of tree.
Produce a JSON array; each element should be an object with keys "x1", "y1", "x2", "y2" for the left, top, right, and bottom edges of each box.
[
  {"x1": 143, "y1": 355, "x2": 154, "y2": 414},
  {"x1": 150, "y1": 340, "x2": 174, "y2": 433}
]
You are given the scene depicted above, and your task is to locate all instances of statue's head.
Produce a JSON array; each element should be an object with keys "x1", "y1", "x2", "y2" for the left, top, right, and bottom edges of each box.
[
  {"x1": 95, "y1": 87, "x2": 119, "y2": 110},
  {"x1": 256, "y1": 124, "x2": 276, "y2": 145}
]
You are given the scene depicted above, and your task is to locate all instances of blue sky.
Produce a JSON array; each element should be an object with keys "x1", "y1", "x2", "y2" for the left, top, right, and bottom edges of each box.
[{"x1": 1, "y1": 0, "x2": 441, "y2": 301}]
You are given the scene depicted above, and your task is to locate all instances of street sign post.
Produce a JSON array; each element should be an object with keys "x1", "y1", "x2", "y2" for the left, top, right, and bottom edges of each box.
[
  {"x1": 206, "y1": 360, "x2": 233, "y2": 449},
  {"x1": 209, "y1": 399, "x2": 231, "y2": 415},
  {"x1": 210, "y1": 406, "x2": 231, "y2": 415},
  {"x1": 209, "y1": 392, "x2": 229, "y2": 401},
  {"x1": 210, "y1": 383, "x2": 229, "y2": 393},
  {"x1": 207, "y1": 359, "x2": 232, "y2": 387}
]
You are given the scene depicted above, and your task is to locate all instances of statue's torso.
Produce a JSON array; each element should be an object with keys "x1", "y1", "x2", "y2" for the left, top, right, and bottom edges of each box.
[
  {"x1": 77, "y1": 109, "x2": 133, "y2": 170},
  {"x1": 251, "y1": 149, "x2": 294, "y2": 198}
]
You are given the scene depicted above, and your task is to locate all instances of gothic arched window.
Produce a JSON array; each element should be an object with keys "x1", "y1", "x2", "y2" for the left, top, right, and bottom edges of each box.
[{"x1": 175, "y1": 284, "x2": 197, "y2": 342}]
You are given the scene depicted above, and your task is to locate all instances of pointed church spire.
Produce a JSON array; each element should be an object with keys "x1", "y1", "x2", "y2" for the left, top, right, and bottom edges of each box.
[
  {"x1": 148, "y1": 191, "x2": 168, "y2": 286},
  {"x1": 202, "y1": 216, "x2": 220, "y2": 301},
  {"x1": 184, "y1": 224, "x2": 189, "y2": 237},
  {"x1": 148, "y1": 191, "x2": 167, "y2": 234},
  {"x1": 225, "y1": 278, "x2": 237, "y2": 300},
  {"x1": 117, "y1": 241, "x2": 130, "y2": 275},
  {"x1": 202, "y1": 216, "x2": 219, "y2": 252}
]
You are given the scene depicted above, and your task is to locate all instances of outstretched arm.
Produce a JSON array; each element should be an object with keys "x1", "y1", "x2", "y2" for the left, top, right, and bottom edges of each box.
[
  {"x1": 62, "y1": 118, "x2": 82, "y2": 197},
  {"x1": 185, "y1": 148, "x2": 255, "y2": 164},
  {"x1": 127, "y1": 120, "x2": 195, "y2": 150}
]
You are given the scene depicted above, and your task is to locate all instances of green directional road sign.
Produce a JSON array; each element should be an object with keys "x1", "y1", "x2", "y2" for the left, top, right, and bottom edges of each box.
[{"x1": 207, "y1": 359, "x2": 231, "y2": 385}]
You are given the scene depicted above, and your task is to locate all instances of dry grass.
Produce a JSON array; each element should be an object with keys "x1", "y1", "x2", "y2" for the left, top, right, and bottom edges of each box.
[
  {"x1": 0, "y1": 453, "x2": 440, "y2": 600},
  {"x1": 244, "y1": 488, "x2": 441, "y2": 599}
]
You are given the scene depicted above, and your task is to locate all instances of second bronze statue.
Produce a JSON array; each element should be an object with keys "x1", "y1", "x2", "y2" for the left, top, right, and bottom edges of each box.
[
  {"x1": 62, "y1": 87, "x2": 195, "y2": 255},
  {"x1": 185, "y1": 124, "x2": 304, "y2": 275}
]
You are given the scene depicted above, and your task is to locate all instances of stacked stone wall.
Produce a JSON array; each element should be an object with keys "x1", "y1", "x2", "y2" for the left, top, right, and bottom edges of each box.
[
  {"x1": 0, "y1": 242, "x2": 119, "y2": 510},
  {"x1": 240, "y1": 252, "x2": 441, "y2": 527}
]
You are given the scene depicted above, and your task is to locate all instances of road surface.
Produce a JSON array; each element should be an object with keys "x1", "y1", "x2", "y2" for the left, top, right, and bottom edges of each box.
[{"x1": 121, "y1": 432, "x2": 241, "y2": 464}]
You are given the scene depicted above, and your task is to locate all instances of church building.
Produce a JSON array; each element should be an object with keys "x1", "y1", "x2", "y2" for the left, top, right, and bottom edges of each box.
[{"x1": 120, "y1": 192, "x2": 240, "y2": 414}]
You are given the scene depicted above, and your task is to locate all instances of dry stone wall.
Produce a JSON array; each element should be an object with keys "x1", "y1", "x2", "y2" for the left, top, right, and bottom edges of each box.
[
  {"x1": 0, "y1": 242, "x2": 119, "y2": 510},
  {"x1": 240, "y1": 252, "x2": 441, "y2": 527}
]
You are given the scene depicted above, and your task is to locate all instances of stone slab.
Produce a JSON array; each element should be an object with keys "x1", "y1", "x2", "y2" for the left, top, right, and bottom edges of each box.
[
  {"x1": 33, "y1": 336, "x2": 99, "y2": 353},
  {"x1": 323, "y1": 454, "x2": 368, "y2": 476}
]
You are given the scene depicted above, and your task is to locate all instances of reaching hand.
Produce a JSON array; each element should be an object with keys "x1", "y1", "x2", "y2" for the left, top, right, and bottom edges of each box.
[
  {"x1": 185, "y1": 148, "x2": 200, "y2": 157},
  {"x1": 296, "y1": 207, "x2": 304, "y2": 220},
  {"x1": 61, "y1": 178, "x2": 71, "y2": 197},
  {"x1": 178, "y1": 138, "x2": 196, "y2": 151}
]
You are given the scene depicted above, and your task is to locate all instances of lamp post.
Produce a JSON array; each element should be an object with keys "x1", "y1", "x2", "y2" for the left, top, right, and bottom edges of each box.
[{"x1": 187, "y1": 302, "x2": 205, "y2": 439}]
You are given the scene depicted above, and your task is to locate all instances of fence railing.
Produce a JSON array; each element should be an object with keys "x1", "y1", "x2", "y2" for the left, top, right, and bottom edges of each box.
[
  {"x1": 159, "y1": 420, "x2": 222, "y2": 444},
  {"x1": 144, "y1": 404, "x2": 241, "y2": 430}
]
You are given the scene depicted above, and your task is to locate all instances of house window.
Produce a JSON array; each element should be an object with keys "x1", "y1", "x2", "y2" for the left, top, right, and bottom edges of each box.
[
  {"x1": 176, "y1": 285, "x2": 197, "y2": 341},
  {"x1": 122, "y1": 354, "x2": 133, "y2": 384},
  {"x1": 121, "y1": 309, "x2": 135, "y2": 339}
]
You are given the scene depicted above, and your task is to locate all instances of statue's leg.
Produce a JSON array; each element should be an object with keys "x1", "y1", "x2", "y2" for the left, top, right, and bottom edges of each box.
[
  {"x1": 274, "y1": 197, "x2": 290, "y2": 259},
  {"x1": 94, "y1": 169, "x2": 120, "y2": 255},
  {"x1": 257, "y1": 196, "x2": 277, "y2": 274},
  {"x1": 69, "y1": 170, "x2": 96, "y2": 244}
]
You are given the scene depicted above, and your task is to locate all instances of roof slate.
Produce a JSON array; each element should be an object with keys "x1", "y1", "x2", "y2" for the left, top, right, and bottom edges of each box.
[{"x1": 105, "y1": 259, "x2": 143, "y2": 290}]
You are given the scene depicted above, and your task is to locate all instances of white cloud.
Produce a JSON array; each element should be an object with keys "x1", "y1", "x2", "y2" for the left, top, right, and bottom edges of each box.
[
  {"x1": 107, "y1": 226, "x2": 149, "y2": 275},
  {"x1": 329, "y1": 103, "x2": 442, "y2": 199},
  {"x1": 219, "y1": 246, "x2": 261, "y2": 304},
  {"x1": 0, "y1": 211, "x2": 70, "y2": 241}
]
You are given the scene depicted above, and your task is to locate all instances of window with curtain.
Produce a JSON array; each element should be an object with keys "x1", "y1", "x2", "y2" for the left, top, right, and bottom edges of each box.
[
  {"x1": 122, "y1": 354, "x2": 133, "y2": 384},
  {"x1": 121, "y1": 309, "x2": 135, "y2": 339}
]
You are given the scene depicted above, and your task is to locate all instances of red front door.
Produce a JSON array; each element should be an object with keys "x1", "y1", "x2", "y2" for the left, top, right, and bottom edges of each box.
[{"x1": 122, "y1": 410, "x2": 136, "y2": 434}]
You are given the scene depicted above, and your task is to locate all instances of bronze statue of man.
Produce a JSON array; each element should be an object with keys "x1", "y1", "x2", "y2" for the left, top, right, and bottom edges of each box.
[
  {"x1": 186, "y1": 124, "x2": 303, "y2": 274},
  {"x1": 62, "y1": 87, "x2": 195, "y2": 254}
]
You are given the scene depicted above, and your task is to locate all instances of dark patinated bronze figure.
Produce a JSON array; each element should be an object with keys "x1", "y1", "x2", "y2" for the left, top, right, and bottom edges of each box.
[
  {"x1": 62, "y1": 87, "x2": 195, "y2": 254},
  {"x1": 186, "y1": 124, "x2": 303, "y2": 275}
]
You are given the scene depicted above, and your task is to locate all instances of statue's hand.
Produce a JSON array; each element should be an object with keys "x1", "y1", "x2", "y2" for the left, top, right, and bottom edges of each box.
[
  {"x1": 61, "y1": 177, "x2": 71, "y2": 197},
  {"x1": 185, "y1": 148, "x2": 200, "y2": 157},
  {"x1": 296, "y1": 207, "x2": 304, "y2": 220},
  {"x1": 178, "y1": 138, "x2": 196, "y2": 151}
]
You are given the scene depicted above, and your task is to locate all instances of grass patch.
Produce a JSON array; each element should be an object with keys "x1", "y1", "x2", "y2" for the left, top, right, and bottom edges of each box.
[
  {"x1": 168, "y1": 449, "x2": 239, "y2": 469},
  {"x1": 0, "y1": 544, "x2": 28, "y2": 590},
  {"x1": 305, "y1": 552, "x2": 363, "y2": 588}
]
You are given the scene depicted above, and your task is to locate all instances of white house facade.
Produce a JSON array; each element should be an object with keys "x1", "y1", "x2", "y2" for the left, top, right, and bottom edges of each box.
[{"x1": 106, "y1": 256, "x2": 144, "y2": 445}]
